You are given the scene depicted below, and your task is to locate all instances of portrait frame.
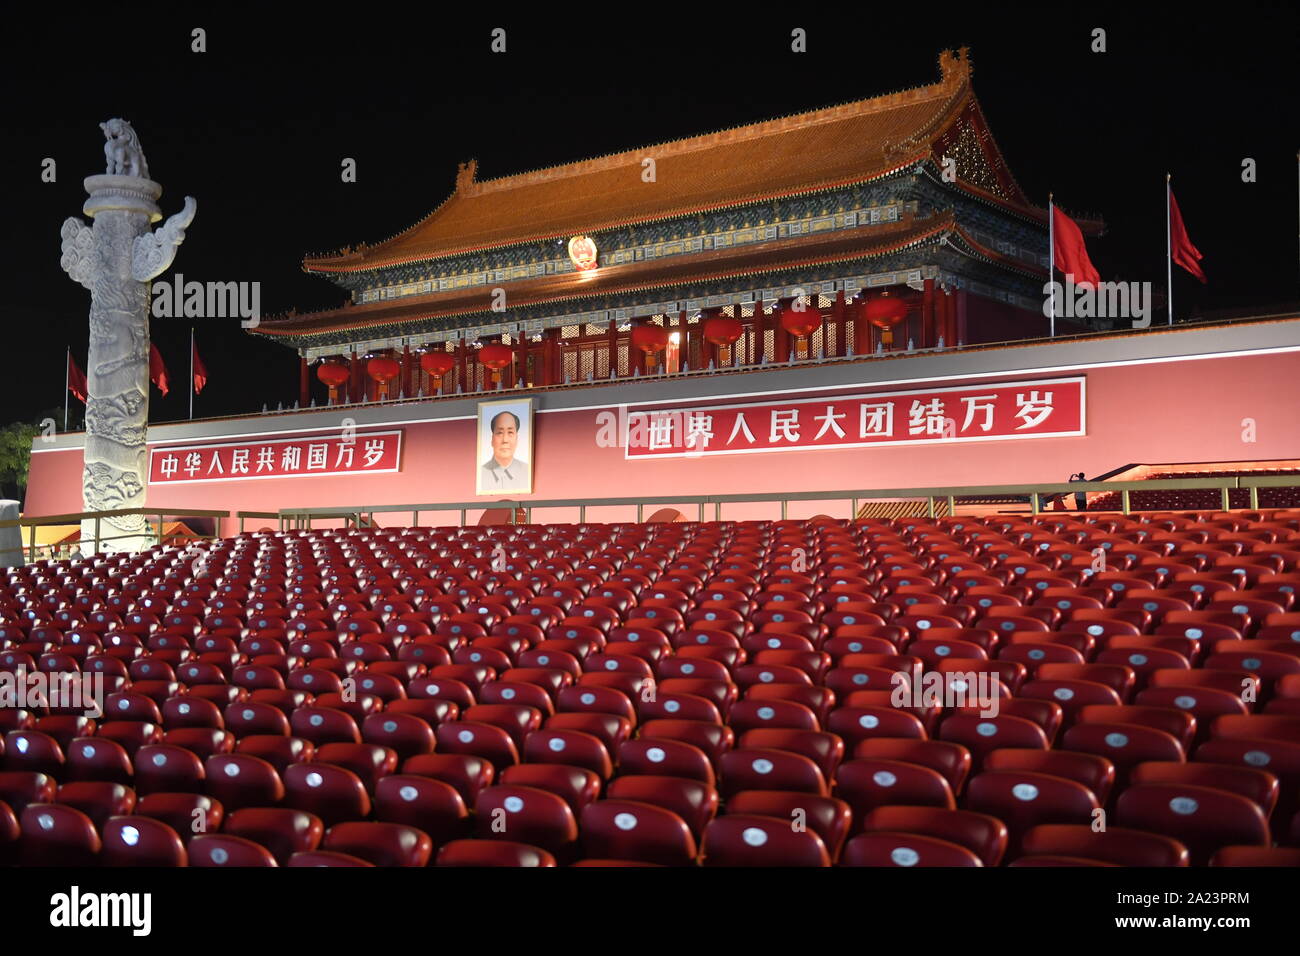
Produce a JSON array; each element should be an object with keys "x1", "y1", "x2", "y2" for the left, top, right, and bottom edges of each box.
[{"x1": 475, "y1": 397, "x2": 534, "y2": 496}]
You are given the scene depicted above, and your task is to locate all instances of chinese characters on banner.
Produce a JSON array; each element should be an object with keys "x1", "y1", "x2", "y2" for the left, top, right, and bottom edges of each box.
[
  {"x1": 148, "y1": 430, "x2": 403, "y2": 483},
  {"x1": 623, "y1": 378, "x2": 1084, "y2": 458}
]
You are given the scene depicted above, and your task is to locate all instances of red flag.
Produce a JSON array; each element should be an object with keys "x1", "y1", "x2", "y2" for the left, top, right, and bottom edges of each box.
[
  {"x1": 192, "y1": 338, "x2": 208, "y2": 394},
  {"x1": 67, "y1": 352, "x2": 88, "y2": 403},
  {"x1": 149, "y1": 342, "x2": 170, "y2": 396},
  {"x1": 1052, "y1": 205, "x2": 1101, "y2": 288},
  {"x1": 1169, "y1": 187, "x2": 1207, "y2": 283}
]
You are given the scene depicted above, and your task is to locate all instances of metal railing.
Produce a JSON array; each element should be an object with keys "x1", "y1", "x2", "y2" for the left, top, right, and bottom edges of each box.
[
  {"x1": 274, "y1": 474, "x2": 1300, "y2": 530},
  {"x1": 0, "y1": 507, "x2": 232, "y2": 564}
]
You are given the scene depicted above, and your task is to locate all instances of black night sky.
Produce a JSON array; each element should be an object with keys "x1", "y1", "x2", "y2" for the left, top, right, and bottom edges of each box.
[{"x1": 4, "y1": 4, "x2": 1296, "y2": 429}]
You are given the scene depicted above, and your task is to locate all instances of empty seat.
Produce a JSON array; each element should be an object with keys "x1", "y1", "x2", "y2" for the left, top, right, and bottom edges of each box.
[
  {"x1": 700, "y1": 814, "x2": 830, "y2": 867},
  {"x1": 841, "y1": 831, "x2": 983, "y2": 867},
  {"x1": 963, "y1": 770, "x2": 1100, "y2": 849},
  {"x1": 436, "y1": 839, "x2": 556, "y2": 867},
  {"x1": 283, "y1": 762, "x2": 371, "y2": 827},
  {"x1": 474, "y1": 785, "x2": 579, "y2": 859},
  {"x1": 723, "y1": 791, "x2": 852, "y2": 861},
  {"x1": 322, "y1": 821, "x2": 433, "y2": 867},
  {"x1": 374, "y1": 775, "x2": 468, "y2": 846},
  {"x1": 579, "y1": 799, "x2": 697, "y2": 866},
  {"x1": 188, "y1": 833, "x2": 278, "y2": 867},
  {"x1": 19, "y1": 803, "x2": 101, "y2": 866},
  {"x1": 1115, "y1": 783, "x2": 1269, "y2": 865},
  {"x1": 100, "y1": 816, "x2": 186, "y2": 867},
  {"x1": 834, "y1": 758, "x2": 955, "y2": 818},
  {"x1": 604, "y1": 775, "x2": 719, "y2": 841},
  {"x1": 223, "y1": 807, "x2": 324, "y2": 865},
  {"x1": 857, "y1": 806, "x2": 1008, "y2": 866}
]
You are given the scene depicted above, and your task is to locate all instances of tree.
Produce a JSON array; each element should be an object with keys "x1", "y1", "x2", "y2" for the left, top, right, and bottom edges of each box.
[{"x1": 0, "y1": 409, "x2": 66, "y2": 504}]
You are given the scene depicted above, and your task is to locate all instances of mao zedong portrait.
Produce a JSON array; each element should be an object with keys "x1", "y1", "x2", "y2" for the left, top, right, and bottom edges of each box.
[{"x1": 480, "y1": 410, "x2": 529, "y2": 489}]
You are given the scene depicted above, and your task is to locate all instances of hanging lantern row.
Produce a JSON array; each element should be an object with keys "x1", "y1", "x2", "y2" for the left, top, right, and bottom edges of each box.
[{"x1": 316, "y1": 289, "x2": 917, "y2": 396}]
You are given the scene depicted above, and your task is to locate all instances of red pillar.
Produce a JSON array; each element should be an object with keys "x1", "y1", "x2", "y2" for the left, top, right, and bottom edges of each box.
[
  {"x1": 675, "y1": 311, "x2": 687, "y2": 371},
  {"x1": 631, "y1": 322, "x2": 646, "y2": 376},
  {"x1": 401, "y1": 345, "x2": 413, "y2": 397},
  {"x1": 956, "y1": 288, "x2": 968, "y2": 345},
  {"x1": 852, "y1": 297, "x2": 868, "y2": 355},
  {"x1": 832, "y1": 291, "x2": 846, "y2": 357},
  {"x1": 545, "y1": 328, "x2": 559, "y2": 385},
  {"x1": 298, "y1": 356, "x2": 310, "y2": 407},
  {"x1": 515, "y1": 334, "x2": 528, "y2": 388},
  {"x1": 458, "y1": 339, "x2": 469, "y2": 393},
  {"x1": 752, "y1": 300, "x2": 765, "y2": 363},
  {"x1": 607, "y1": 320, "x2": 618, "y2": 379},
  {"x1": 774, "y1": 300, "x2": 790, "y2": 363},
  {"x1": 349, "y1": 350, "x2": 362, "y2": 403},
  {"x1": 939, "y1": 288, "x2": 953, "y2": 346},
  {"x1": 922, "y1": 279, "x2": 936, "y2": 348}
]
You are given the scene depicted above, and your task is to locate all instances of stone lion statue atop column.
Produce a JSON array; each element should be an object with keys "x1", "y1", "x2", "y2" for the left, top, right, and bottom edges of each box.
[{"x1": 100, "y1": 118, "x2": 149, "y2": 179}]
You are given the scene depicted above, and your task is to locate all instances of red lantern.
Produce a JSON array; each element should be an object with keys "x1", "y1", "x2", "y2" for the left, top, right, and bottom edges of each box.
[
  {"x1": 367, "y1": 356, "x2": 400, "y2": 382},
  {"x1": 779, "y1": 304, "x2": 822, "y2": 357},
  {"x1": 477, "y1": 343, "x2": 514, "y2": 387},
  {"x1": 477, "y1": 344, "x2": 513, "y2": 369},
  {"x1": 703, "y1": 315, "x2": 742, "y2": 346},
  {"x1": 703, "y1": 314, "x2": 742, "y2": 367},
  {"x1": 630, "y1": 324, "x2": 669, "y2": 371},
  {"x1": 316, "y1": 360, "x2": 349, "y2": 388},
  {"x1": 420, "y1": 351, "x2": 455, "y2": 392},
  {"x1": 420, "y1": 351, "x2": 455, "y2": 376},
  {"x1": 630, "y1": 324, "x2": 669, "y2": 354},
  {"x1": 862, "y1": 292, "x2": 909, "y2": 349}
]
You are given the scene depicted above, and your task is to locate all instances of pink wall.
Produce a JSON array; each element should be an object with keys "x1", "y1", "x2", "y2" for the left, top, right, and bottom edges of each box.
[{"x1": 26, "y1": 348, "x2": 1300, "y2": 532}]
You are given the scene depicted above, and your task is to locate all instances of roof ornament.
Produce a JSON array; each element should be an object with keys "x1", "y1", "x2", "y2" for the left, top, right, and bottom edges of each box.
[
  {"x1": 938, "y1": 47, "x2": 972, "y2": 84},
  {"x1": 456, "y1": 159, "x2": 478, "y2": 193}
]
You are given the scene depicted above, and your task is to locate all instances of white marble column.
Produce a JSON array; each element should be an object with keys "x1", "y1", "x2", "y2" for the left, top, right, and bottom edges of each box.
[{"x1": 60, "y1": 120, "x2": 195, "y2": 554}]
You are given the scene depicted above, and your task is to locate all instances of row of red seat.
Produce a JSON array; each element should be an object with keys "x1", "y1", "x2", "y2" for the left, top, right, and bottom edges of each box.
[{"x1": 2, "y1": 511, "x2": 1299, "y2": 866}]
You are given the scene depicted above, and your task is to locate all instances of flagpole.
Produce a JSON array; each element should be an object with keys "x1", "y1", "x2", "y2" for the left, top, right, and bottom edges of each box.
[
  {"x1": 64, "y1": 347, "x2": 70, "y2": 432},
  {"x1": 1166, "y1": 173, "x2": 1174, "y2": 326},
  {"x1": 189, "y1": 327, "x2": 194, "y2": 421},
  {"x1": 1048, "y1": 193, "x2": 1055, "y2": 338}
]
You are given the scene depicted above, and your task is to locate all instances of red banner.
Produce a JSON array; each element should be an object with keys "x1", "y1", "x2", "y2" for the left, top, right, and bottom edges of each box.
[
  {"x1": 149, "y1": 430, "x2": 403, "y2": 483},
  {"x1": 624, "y1": 378, "x2": 1085, "y2": 458}
]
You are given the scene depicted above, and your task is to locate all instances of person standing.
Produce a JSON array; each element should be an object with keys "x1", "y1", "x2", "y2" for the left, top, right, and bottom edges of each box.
[{"x1": 1069, "y1": 471, "x2": 1089, "y2": 510}]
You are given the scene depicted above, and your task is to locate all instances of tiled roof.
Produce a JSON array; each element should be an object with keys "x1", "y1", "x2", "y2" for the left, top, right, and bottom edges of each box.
[{"x1": 303, "y1": 49, "x2": 1006, "y2": 276}]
